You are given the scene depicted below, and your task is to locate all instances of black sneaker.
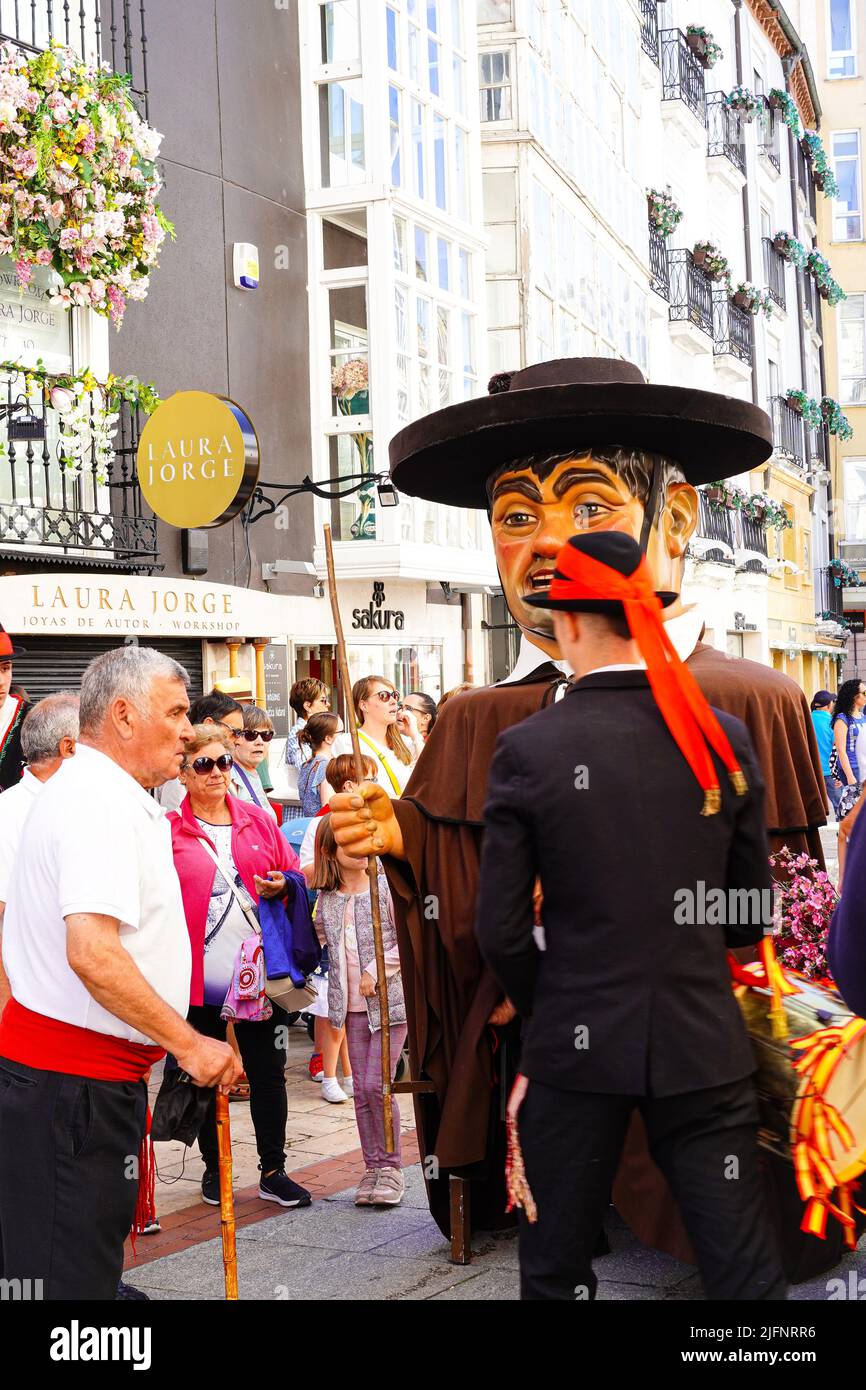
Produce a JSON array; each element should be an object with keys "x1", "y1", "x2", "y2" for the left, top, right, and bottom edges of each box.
[
  {"x1": 202, "y1": 1169, "x2": 221, "y2": 1205},
  {"x1": 258, "y1": 1169, "x2": 312, "y2": 1208},
  {"x1": 116, "y1": 1280, "x2": 150, "y2": 1300}
]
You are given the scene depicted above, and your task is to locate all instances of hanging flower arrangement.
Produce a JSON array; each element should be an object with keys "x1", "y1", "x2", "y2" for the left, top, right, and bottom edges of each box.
[
  {"x1": 806, "y1": 249, "x2": 846, "y2": 305},
  {"x1": 785, "y1": 389, "x2": 824, "y2": 429},
  {"x1": 801, "y1": 131, "x2": 840, "y2": 198},
  {"x1": 692, "y1": 240, "x2": 729, "y2": 281},
  {"x1": 685, "y1": 25, "x2": 723, "y2": 69},
  {"x1": 704, "y1": 483, "x2": 792, "y2": 530},
  {"x1": 769, "y1": 848, "x2": 837, "y2": 981},
  {"x1": 0, "y1": 356, "x2": 159, "y2": 484},
  {"x1": 730, "y1": 281, "x2": 773, "y2": 318},
  {"x1": 829, "y1": 558, "x2": 862, "y2": 588},
  {"x1": 766, "y1": 89, "x2": 802, "y2": 138},
  {"x1": 724, "y1": 86, "x2": 759, "y2": 120},
  {"x1": 771, "y1": 231, "x2": 807, "y2": 268},
  {"x1": 821, "y1": 396, "x2": 854, "y2": 441},
  {"x1": 646, "y1": 188, "x2": 683, "y2": 237},
  {"x1": 0, "y1": 41, "x2": 174, "y2": 328}
]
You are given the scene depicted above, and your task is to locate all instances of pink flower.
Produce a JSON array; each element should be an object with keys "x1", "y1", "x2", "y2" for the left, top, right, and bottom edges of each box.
[
  {"x1": 35, "y1": 248, "x2": 52, "y2": 265},
  {"x1": 15, "y1": 256, "x2": 32, "y2": 287}
]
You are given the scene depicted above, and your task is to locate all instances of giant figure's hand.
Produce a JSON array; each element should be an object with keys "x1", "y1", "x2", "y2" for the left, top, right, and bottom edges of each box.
[{"x1": 330, "y1": 781, "x2": 405, "y2": 860}]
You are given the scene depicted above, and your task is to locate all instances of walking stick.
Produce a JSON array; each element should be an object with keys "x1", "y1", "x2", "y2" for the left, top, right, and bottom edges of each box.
[
  {"x1": 323, "y1": 524, "x2": 395, "y2": 1154},
  {"x1": 215, "y1": 1091, "x2": 239, "y2": 1299}
]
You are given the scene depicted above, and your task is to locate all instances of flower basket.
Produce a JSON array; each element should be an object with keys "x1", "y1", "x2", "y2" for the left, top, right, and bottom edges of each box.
[
  {"x1": 800, "y1": 136, "x2": 813, "y2": 162},
  {"x1": 819, "y1": 284, "x2": 830, "y2": 301},
  {"x1": 693, "y1": 246, "x2": 708, "y2": 268},
  {"x1": 814, "y1": 171, "x2": 826, "y2": 192},
  {"x1": 767, "y1": 91, "x2": 784, "y2": 111},
  {"x1": 0, "y1": 41, "x2": 173, "y2": 326},
  {"x1": 733, "y1": 289, "x2": 756, "y2": 311},
  {"x1": 705, "y1": 485, "x2": 726, "y2": 505},
  {"x1": 787, "y1": 395, "x2": 803, "y2": 415},
  {"x1": 686, "y1": 32, "x2": 708, "y2": 60},
  {"x1": 773, "y1": 234, "x2": 788, "y2": 253}
]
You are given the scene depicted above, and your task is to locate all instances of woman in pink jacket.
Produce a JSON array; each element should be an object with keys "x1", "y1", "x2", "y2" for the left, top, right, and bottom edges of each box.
[{"x1": 169, "y1": 725, "x2": 309, "y2": 1211}]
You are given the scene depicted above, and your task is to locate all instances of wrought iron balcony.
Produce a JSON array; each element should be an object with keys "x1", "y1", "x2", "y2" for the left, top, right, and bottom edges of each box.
[
  {"x1": 770, "y1": 395, "x2": 806, "y2": 470},
  {"x1": 738, "y1": 513, "x2": 769, "y2": 572},
  {"x1": 802, "y1": 267, "x2": 815, "y2": 321},
  {"x1": 668, "y1": 249, "x2": 713, "y2": 337},
  {"x1": 815, "y1": 568, "x2": 845, "y2": 621},
  {"x1": 712, "y1": 292, "x2": 753, "y2": 365},
  {"x1": 694, "y1": 490, "x2": 735, "y2": 563},
  {"x1": 762, "y1": 237, "x2": 786, "y2": 310},
  {"x1": 660, "y1": 29, "x2": 706, "y2": 126},
  {"x1": 0, "y1": 369, "x2": 158, "y2": 571},
  {"x1": 706, "y1": 92, "x2": 745, "y2": 173},
  {"x1": 0, "y1": 1, "x2": 148, "y2": 117},
  {"x1": 648, "y1": 221, "x2": 670, "y2": 301},
  {"x1": 639, "y1": 0, "x2": 659, "y2": 64},
  {"x1": 758, "y1": 107, "x2": 781, "y2": 172}
]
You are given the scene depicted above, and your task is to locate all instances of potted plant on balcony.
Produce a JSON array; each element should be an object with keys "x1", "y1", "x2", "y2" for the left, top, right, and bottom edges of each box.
[
  {"x1": 730, "y1": 281, "x2": 773, "y2": 318},
  {"x1": 767, "y1": 89, "x2": 802, "y2": 137},
  {"x1": 784, "y1": 389, "x2": 823, "y2": 431},
  {"x1": 0, "y1": 41, "x2": 173, "y2": 327},
  {"x1": 724, "y1": 86, "x2": 759, "y2": 121},
  {"x1": 821, "y1": 396, "x2": 855, "y2": 441},
  {"x1": 772, "y1": 231, "x2": 807, "y2": 267},
  {"x1": 692, "y1": 240, "x2": 728, "y2": 281},
  {"x1": 830, "y1": 558, "x2": 862, "y2": 589},
  {"x1": 646, "y1": 188, "x2": 683, "y2": 237},
  {"x1": 685, "y1": 25, "x2": 723, "y2": 68},
  {"x1": 826, "y1": 279, "x2": 847, "y2": 307},
  {"x1": 800, "y1": 131, "x2": 839, "y2": 198}
]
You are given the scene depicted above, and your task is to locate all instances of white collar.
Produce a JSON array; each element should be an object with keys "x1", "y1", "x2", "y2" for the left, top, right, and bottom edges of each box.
[
  {"x1": 75, "y1": 743, "x2": 165, "y2": 819},
  {"x1": 500, "y1": 635, "x2": 570, "y2": 685},
  {"x1": 502, "y1": 607, "x2": 705, "y2": 683},
  {"x1": 584, "y1": 664, "x2": 644, "y2": 676}
]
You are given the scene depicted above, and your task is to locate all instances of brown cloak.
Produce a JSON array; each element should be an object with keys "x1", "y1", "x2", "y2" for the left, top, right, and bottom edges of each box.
[{"x1": 385, "y1": 647, "x2": 829, "y2": 1246}]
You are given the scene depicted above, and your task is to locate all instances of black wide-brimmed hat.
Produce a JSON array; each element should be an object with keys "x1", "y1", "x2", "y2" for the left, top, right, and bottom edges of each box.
[
  {"x1": 525, "y1": 532, "x2": 678, "y2": 615},
  {"x1": 0, "y1": 624, "x2": 25, "y2": 658},
  {"x1": 389, "y1": 358, "x2": 773, "y2": 508}
]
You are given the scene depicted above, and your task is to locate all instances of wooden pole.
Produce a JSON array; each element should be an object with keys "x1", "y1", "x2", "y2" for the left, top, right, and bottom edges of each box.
[
  {"x1": 323, "y1": 524, "x2": 395, "y2": 1153},
  {"x1": 215, "y1": 1091, "x2": 239, "y2": 1300}
]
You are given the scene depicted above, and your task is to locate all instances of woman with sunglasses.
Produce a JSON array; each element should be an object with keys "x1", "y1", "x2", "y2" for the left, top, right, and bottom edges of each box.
[
  {"x1": 168, "y1": 725, "x2": 311, "y2": 1211},
  {"x1": 353, "y1": 675, "x2": 416, "y2": 797},
  {"x1": 230, "y1": 704, "x2": 278, "y2": 820}
]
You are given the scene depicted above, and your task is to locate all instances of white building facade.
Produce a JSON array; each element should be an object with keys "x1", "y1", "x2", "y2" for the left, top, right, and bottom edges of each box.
[
  {"x1": 477, "y1": 0, "x2": 843, "y2": 684},
  {"x1": 297, "y1": 0, "x2": 498, "y2": 694}
]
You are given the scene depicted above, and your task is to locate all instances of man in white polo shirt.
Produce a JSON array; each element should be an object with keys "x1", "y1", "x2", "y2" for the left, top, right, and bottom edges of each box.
[
  {"x1": 0, "y1": 692, "x2": 80, "y2": 1012},
  {"x1": 0, "y1": 646, "x2": 241, "y2": 1300}
]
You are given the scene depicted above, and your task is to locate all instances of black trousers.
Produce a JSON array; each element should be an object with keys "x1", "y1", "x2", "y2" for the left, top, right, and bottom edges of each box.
[
  {"x1": 518, "y1": 1077, "x2": 787, "y2": 1301},
  {"x1": 0, "y1": 1056, "x2": 147, "y2": 1300},
  {"x1": 188, "y1": 1004, "x2": 288, "y2": 1174}
]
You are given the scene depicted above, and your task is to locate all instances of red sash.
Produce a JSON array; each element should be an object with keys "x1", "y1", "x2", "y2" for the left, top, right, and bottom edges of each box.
[{"x1": 0, "y1": 998, "x2": 164, "y2": 1080}]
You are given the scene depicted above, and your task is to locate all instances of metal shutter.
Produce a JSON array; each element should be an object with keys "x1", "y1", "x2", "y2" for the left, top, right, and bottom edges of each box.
[{"x1": 12, "y1": 637, "x2": 204, "y2": 703}]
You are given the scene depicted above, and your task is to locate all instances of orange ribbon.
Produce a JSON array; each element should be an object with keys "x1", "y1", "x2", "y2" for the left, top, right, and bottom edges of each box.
[{"x1": 548, "y1": 545, "x2": 747, "y2": 814}]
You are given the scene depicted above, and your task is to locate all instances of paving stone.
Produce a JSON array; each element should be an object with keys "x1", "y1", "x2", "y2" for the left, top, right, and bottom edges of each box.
[
  {"x1": 235, "y1": 1195, "x2": 431, "y2": 1252},
  {"x1": 132, "y1": 1237, "x2": 480, "y2": 1301},
  {"x1": 593, "y1": 1241, "x2": 695, "y2": 1289},
  {"x1": 427, "y1": 1268, "x2": 520, "y2": 1300}
]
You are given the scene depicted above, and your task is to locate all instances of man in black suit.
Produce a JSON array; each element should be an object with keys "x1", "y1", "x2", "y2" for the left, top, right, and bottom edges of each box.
[{"x1": 476, "y1": 531, "x2": 786, "y2": 1302}]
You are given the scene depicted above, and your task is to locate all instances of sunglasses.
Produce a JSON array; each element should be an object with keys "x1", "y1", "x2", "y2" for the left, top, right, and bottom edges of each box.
[
  {"x1": 191, "y1": 754, "x2": 234, "y2": 775},
  {"x1": 371, "y1": 690, "x2": 399, "y2": 703},
  {"x1": 240, "y1": 728, "x2": 274, "y2": 743}
]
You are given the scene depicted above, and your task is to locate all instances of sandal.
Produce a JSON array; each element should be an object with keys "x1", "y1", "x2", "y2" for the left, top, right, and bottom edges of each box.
[{"x1": 228, "y1": 1073, "x2": 250, "y2": 1102}]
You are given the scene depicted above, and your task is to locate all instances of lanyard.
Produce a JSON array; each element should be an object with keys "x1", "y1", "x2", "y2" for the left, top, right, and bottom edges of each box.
[{"x1": 358, "y1": 731, "x2": 402, "y2": 797}]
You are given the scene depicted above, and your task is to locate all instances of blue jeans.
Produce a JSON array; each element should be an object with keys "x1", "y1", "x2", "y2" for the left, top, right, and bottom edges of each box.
[{"x1": 825, "y1": 774, "x2": 844, "y2": 817}]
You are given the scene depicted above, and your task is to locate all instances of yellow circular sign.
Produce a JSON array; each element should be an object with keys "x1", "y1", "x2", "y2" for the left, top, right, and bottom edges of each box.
[{"x1": 137, "y1": 391, "x2": 260, "y2": 529}]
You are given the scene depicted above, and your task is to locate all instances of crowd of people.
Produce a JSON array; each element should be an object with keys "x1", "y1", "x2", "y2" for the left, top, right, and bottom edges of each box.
[{"x1": 0, "y1": 643, "x2": 463, "y2": 1300}]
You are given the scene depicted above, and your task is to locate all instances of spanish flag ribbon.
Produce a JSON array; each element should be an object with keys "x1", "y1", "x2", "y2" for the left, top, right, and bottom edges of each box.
[
  {"x1": 548, "y1": 544, "x2": 747, "y2": 814},
  {"x1": 789, "y1": 1017, "x2": 866, "y2": 1248}
]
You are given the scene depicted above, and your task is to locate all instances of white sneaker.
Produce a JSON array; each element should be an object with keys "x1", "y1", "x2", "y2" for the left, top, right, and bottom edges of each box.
[
  {"x1": 371, "y1": 1168, "x2": 404, "y2": 1206},
  {"x1": 321, "y1": 1077, "x2": 348, "y2": 1104},
  {"x1": 342, "y1": 1076, "x2": 355, "y2": 1099}
]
